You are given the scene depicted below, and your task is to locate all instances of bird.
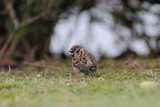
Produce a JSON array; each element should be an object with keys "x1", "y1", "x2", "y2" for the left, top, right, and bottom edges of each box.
[{"x1": 69, "y1": 45, "x2": 97, "y2": 76}]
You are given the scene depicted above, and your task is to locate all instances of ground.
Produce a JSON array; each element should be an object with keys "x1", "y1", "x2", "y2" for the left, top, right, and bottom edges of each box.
[{"x1": 0, "y1": 57, "x2": 160, "y2": 107}]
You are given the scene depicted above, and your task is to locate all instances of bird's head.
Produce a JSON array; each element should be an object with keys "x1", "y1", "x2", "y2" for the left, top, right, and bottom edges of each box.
[{"x1": 69, "y1": 45, "x2": 83, "y2": 57}]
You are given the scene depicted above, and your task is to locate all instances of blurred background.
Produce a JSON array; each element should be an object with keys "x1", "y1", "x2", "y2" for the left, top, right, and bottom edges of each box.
[{"x1": 0, "y1": 0, "x2": 160, "y2": 67}]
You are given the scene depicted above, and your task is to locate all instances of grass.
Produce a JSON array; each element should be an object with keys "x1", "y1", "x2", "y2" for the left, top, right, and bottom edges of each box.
[{"x1": 0, "y1": 58, "x2": 160, "y2": 107}]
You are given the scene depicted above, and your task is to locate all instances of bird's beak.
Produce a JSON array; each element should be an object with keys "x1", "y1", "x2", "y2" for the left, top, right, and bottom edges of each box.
[
  {"x1": 68, "y1": 50, "x2": 73, "y2": 53},
  {"x1": 68, "y1": 50, "x2": 74, "y2": 57}
]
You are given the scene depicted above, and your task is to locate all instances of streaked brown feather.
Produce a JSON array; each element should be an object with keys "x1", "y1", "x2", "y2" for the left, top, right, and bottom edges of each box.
[{"x1": 73, "y1": 50, "x2": 97, "y2": 74}]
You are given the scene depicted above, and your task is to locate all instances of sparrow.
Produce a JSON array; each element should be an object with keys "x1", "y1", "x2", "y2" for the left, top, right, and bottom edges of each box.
[{"x1": 69, "y1": 45, "x2": 97, "y2": 76}]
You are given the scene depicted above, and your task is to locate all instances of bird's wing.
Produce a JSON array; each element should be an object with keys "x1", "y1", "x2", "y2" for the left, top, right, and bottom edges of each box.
[{"x1": 73, "y1": 50, "x2": 97, "y2": 72}]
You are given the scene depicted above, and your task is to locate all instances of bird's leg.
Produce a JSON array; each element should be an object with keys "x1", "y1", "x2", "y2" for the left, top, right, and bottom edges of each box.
[
  {"x1": 75, "y1": 73, "x2": 84, "y2": 82},
  {"x1": 81, "y1": 73, "x2": 86, "y2": 82},
  {"x1": 75, "y1": 74, "x2": 81, "y2": 82}
]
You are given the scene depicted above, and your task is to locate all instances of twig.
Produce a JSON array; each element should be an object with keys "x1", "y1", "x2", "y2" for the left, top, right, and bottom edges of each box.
[
  {"x1": 6, "y1": 66, "x2": 11, "y2": 83},
  {"x1": 7, "y1": 0, "x2": 20, "y2": 29},
  {"x1": 22, "y1": 72, "x2": 29, "y2": 79},
  {"x1": 145, "y1": 69, "x2": 160, "y2": 72},
  {"x1": 46, "y1": 0, "x2": 55, "y2": 12},
  {"x1": 0, "y1": 30, "x2": 16, "y2": 60},
  {"x1": 153, "y1": 69, "x2": 160, "y2": 71},
  {"x1": 20, "y1": 0, "x2": 55, "y2": 27},
  {"x1": 0, "y1": 0, "x2": 19, "y2": 60},
  {"x1": 20, "y1": 12, "x2": 45, "y2": 27},
  {"x1": 23, "y1": 62, "x2": 57, "y2": 69},
  {"x1": 0, "y1": 0, "x2": 55, "y2": 60},
  {"x1": 7, "y1": 66, "x2": 11, "y2": 76}
]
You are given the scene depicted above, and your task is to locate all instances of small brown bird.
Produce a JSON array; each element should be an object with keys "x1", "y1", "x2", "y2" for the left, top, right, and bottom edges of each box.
[{"x1": 69, "y1": 45, "x2": 97, "y2": 76}]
